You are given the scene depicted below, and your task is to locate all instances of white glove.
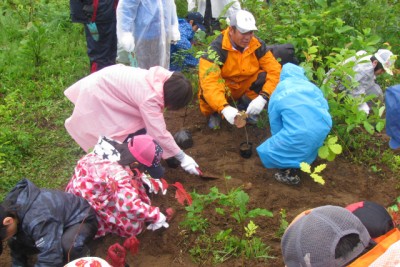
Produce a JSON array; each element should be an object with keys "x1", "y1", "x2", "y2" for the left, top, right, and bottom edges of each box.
[
  {"x1": 175, "y1": 151, "x2": 199, "y2": 175},
  {"x1": 171, "y1": 26, "x2": 181, "y2": 44},
  {"x1": 141, "y1": 174, "x2": 167, "y2": 195},
  {"x1": 246, "y1": 95, "x2": 267, "y2": 115},
  {"x1": 147, "y1": 212, "x2": 169, "y2": 231},
  {"x1": 120, "y1": 32, "x2": 135, "y2": 52},
  {"x1": 221, "y1": 106, "x2": 240, "y2": 125}
]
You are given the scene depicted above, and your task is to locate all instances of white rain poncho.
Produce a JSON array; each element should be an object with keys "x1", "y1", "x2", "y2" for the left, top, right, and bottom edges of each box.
[
  {"x1": 187, "y1": 0, "x2": 241, "y2": 18},
  {"x1": 116, "y1": 0, "x2": 180, "y2": 69}
]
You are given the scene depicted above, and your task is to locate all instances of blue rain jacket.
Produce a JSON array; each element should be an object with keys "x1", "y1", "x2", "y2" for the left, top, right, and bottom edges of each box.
[
  {"x1": 385, "y1": 84, "x2": 400, "y2": 149},
  {"x1": 257, "y1": 63, "x2": 332, "y2": 168},
  {"x1": 170, "y1": 18, "x2": 199, "y2": 71}
]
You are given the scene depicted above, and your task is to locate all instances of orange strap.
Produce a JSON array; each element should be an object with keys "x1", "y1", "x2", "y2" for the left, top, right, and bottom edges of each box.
[{"x1": 347, "y1": 228, "x2": 400, "y2": 266}]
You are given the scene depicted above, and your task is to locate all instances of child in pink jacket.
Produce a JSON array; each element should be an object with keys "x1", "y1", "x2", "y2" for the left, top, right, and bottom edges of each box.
[{"x1": 64, "y1": 64, "x2": 200, "y2": 175}]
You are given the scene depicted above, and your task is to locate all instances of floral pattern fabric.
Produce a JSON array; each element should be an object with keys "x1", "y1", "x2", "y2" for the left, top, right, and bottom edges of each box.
[{"x1": 66, "y1": 137, "x2": 163, "y2": 238}]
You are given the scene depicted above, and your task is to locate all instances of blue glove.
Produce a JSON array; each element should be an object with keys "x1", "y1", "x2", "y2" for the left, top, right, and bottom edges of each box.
[{"x1": 86, "y1": 22, "x2": 99, "y2": 41}]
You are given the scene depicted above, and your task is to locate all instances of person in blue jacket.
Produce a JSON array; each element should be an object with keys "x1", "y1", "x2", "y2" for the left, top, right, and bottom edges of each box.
[
  {"x1": 170, "y1": 12, "x2": 205, "y2": 71},
  {"x1": 257, "y1": 63, "x2": 332, "y2": 185},
  {"x1": 69, "y1": 0, "x2": 118, "y2": 73},
  {"x1": 385, "y1": 84, "x2": 400, "y2": 150},
  {"x1": 0, "y1": 178, "x2": 98, "y2": 266}
]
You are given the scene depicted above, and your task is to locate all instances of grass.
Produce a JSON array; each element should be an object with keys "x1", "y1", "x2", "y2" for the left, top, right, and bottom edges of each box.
[{"x1": 0, "y1": 1, "x2": 88, "y2": 197}]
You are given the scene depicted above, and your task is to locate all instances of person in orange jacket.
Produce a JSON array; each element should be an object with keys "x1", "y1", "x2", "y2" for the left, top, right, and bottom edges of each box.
[
  {"x1": 281, "y1": 203, "x2": 400, "y2": 267},
  {"x1": 198, "y1": 10, "x2": 281, "y2": 129},
  {"x1": 345, "y1": 200, "x2": 400, "y2": 267}
]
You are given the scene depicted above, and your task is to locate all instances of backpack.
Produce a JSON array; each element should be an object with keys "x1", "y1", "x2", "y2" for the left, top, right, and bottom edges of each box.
[{"x1": 266, "y1": 43, "x2": 299, "y2": 66}]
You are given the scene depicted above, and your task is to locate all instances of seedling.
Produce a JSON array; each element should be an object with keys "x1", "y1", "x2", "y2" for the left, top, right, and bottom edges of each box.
[
  {"x1": 275, "y1": 209, "x2": 289, "y2": 238},
  {"x1": 300, "y1": 162, "x2": 326, "y2": 185}
]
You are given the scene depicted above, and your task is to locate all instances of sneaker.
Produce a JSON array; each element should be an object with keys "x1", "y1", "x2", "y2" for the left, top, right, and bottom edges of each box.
[
  {"x1": 208, "y1": 113, "x2": 221, "y2": 129},
  {"x1": 274, "y1": 168, "x2": 300, "y2": 185}
]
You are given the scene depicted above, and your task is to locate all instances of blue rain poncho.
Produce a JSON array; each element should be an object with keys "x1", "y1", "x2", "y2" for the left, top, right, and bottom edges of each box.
[
  {"x1": 257, "y1": 63, "x2": 332, "y2": 168},
  {"x1": 116, "y1": 0, "x2": 180, "y2": 69},
  {"x1": 385, "y1": 84, "x2": 400, "y2": 149}
]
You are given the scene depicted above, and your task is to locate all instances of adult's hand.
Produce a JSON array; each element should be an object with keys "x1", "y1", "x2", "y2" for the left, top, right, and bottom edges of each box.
[
  {"x1": 221, "y1": 106, "x2": 239, "y2": 124},
  {"x1": 246, "y1": 95, "x2": 267, "y2": 115},
  {"x1": 120, "y1": 32, "x2": 135, "y2": 52}
]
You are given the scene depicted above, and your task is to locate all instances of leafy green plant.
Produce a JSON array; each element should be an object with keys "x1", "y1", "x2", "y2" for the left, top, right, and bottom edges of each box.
[
  {"x1": 275, "y1": 209, "x2": 289, "y2": 238},
  {"x1": 19, "y1": 21, "x2": 48, "y2": 66},
  {"x1": 300, "y1": 162, "x2": 326, "y2": 185},
  {"x1": 181, "y1": 184, "x2": 273, "y2": 264},
  {"x1": 318, "y1": 135, "x2": 343, "y2": 161}
]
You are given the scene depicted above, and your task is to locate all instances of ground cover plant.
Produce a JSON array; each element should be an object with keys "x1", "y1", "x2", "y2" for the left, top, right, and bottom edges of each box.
[{"x1": 0, "y1": 0, "x2": 399, "y2": 266}]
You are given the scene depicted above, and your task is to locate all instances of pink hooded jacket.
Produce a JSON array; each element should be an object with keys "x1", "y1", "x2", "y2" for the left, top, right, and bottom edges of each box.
[{"x1": 64, "y1": 64, "x2": 181, "y2": 158}]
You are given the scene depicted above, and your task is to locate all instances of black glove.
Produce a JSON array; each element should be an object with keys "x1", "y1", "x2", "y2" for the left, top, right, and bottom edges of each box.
[{"x1": 249, "y1": 72, "x2": 267, "y2": 94}]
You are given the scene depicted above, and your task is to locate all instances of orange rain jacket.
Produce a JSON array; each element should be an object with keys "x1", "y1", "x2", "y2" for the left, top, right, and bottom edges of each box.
[
  {"x1": 347, "y1": 228, "x2": 400, "y2": 266},
  {"x1": 198, "y1": 28, "x2": 281, "y2": 116}
]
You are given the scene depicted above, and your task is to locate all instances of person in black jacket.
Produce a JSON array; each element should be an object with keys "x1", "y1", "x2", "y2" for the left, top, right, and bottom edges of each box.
[
  {"x1": 69, "y1": 0, "x2": 118, "y2": 73},
  {"x1": 0, "y1": 178, "x2": 98, "y2": 266}
]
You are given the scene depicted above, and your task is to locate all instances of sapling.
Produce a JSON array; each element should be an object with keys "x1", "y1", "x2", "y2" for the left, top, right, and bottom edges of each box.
[{"x1": 300, "y1": 162, "x2": 326, "y2": 185}]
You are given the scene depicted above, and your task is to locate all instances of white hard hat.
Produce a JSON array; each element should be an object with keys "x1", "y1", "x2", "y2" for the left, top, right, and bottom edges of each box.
[
  {"x1": 229, "y1": 10, "x2": 258, "y2": 33},
  {"x1": 374, "y1": 49, "x2": 396, "y2": 75}
]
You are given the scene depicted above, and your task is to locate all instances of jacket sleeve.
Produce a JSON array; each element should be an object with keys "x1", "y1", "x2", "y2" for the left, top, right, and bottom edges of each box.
[
  {"x1": 170, "y1": 0, "x2": 180, "y2": 36},
  {"x1": 116, "y1": 0, "x2": 140, "y2": 34},
  {"x1": 198, "y1": 57, "x2": 229, "y2": 113},
  {"x1": 139, "y1": 97, "x2": 181, "y2": 159},
  {"x1": 259, "y1": 50, "x2": 282, "y2": 97},
  {"x1": 30, "y1": 220, "x2": 65, "y2": 267}
]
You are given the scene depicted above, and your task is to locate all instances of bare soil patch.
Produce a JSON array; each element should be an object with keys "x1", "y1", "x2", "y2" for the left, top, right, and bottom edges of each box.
[{"x1": 1, "y1": 103, "x2": 398, "y2": 266}]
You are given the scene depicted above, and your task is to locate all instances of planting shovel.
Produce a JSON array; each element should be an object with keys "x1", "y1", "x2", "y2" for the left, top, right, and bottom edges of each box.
[{"x1": 196, "y1": 167, "x2": 222, "y2": 179}]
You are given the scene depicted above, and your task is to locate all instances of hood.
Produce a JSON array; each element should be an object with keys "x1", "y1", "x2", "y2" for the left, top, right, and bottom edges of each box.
[
  {"x1": 145, "y1": 66, "x2": 174, "y2": 100},
  {"x1": 280, "y1": 63, "x2": 308, "y2": 82},
  {"x1": 4, "y1": 178, "x2": 40, "y2": 220}
]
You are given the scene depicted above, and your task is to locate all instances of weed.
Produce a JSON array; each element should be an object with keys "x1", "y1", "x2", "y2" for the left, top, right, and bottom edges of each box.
[
  {"x1": 181, "y1": 184, "x2": 273, "y2": 264},
  {"x1": 275, "y1": 209, "x2": 289, "y2": 238}
]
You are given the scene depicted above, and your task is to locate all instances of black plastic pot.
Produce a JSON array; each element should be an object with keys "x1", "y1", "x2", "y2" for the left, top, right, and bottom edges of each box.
[
  {"x1": 239, "y1": 142, "x2": 253, "y2": 159},
  {"x1": 173, "y1": 129, "x2": 193, "y2": 149}
]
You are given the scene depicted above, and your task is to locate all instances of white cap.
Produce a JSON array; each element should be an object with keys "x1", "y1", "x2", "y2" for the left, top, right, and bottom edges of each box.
[
  {"x1": 374, "y1": 49, "x2": 396, "y2": 75},
  {"x1": 229, "y1": 10, "x2": 258, "y2": 33}
]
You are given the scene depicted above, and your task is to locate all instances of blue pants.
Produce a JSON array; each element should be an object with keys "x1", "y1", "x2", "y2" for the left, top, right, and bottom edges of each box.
[{"x1": 84, "y1": 21, "x2": 117, "y2": 73}]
